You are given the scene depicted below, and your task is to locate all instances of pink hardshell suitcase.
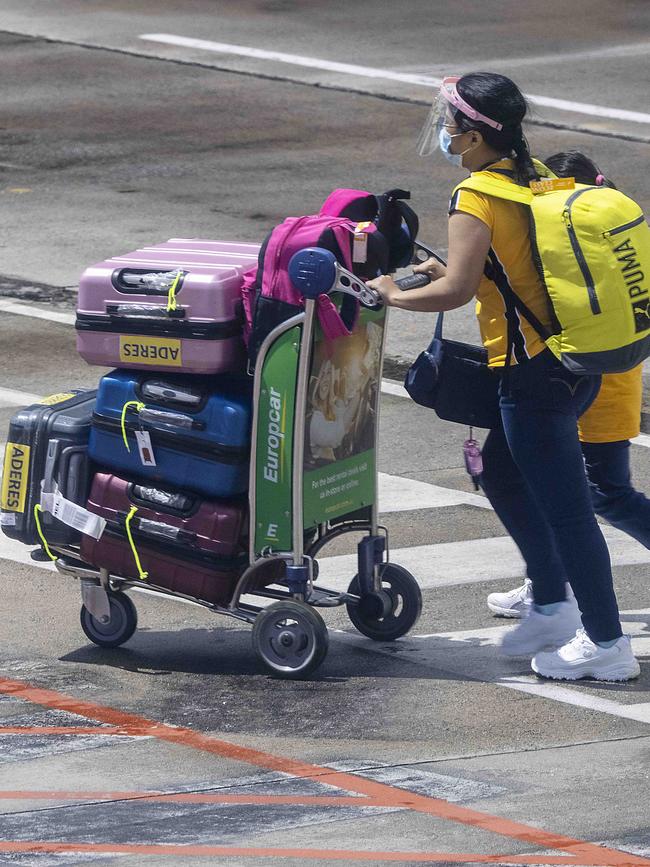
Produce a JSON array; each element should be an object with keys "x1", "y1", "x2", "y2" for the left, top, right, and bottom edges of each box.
[
  {"x1": 80, "y1": 473, "x2": 247, "y2": 605},
  {"x1": 76, "y1": 239, "x2": 260, "y2": 374}
]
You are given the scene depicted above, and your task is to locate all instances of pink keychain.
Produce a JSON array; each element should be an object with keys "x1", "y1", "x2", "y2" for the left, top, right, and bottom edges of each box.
[{"x1": 463, "y1": 427, "x2": 483, "y2": 490}]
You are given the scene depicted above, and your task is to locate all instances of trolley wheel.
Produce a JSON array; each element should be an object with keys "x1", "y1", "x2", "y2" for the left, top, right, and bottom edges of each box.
[
  {"x1": 346, "y1": 563, "x2": 422, "y2": 641},
  {"x1": 252, "y1": 600, "x2": 329, "y2": 679},
  {"x1": 80, "y1": 591, "x2": 138, "y2": 648}
]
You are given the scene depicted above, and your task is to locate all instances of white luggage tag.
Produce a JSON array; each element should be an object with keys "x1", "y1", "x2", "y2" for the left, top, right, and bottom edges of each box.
[
  {"x1": 135, "y1": 430, "x2": 157, "y2": 467},
  {"x1": 353, "y1": 221, "x2": 371, "y2": 264},
  {"x1": 40, "y1": 490, "x2": 106, "y2": 540}
]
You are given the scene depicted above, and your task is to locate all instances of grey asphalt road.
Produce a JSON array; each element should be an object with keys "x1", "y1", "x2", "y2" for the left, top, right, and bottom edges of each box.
[{"x1": 0, "y1": 4, "x2": 650, "y2": 866}]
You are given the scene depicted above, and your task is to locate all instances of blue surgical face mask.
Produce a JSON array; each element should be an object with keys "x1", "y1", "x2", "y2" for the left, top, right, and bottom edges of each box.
[{"x1": 439, "y1": 127, "x2": 466, "y2": 167}]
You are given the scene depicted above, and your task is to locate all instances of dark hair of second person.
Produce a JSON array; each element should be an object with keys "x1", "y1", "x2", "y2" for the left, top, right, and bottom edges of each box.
[{"x1": 544, "y1": 150, "x2": 618, "y2": 189}]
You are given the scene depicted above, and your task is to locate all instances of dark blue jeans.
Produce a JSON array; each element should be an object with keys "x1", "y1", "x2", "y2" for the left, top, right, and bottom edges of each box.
[
  {"x1": 481, "y1": 351, "x2": 622, "y2": 643},
  {"x1": 582, "y1": 440, "x2": 650, "y2": 549}
]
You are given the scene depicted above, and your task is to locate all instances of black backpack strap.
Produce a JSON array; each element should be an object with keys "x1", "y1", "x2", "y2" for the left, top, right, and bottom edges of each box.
[
  {"x1": 376, "y1": 189, "x2": 420, "y2": 271},
  {"x1": 484, "y1": 252, "x2": 554, "y2": 353},
  {"x1": 434, "y1": 310, "x2": 443, "y2": 341}
]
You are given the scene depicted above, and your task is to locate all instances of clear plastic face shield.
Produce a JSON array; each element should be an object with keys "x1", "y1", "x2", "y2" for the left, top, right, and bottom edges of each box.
[{"x1": 416, "y1": 76, "x2": 503, "y2": 157}]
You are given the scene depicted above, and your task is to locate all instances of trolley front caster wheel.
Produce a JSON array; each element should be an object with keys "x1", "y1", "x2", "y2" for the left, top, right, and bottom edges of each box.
[
  {"x1": 346, "y1": 563, "x2": 422, "y2": 641},
  {"x1": 80, "y1": 591, "x2": 138, "y2": 648},
  {"x1": 252, "y1": 600, "x2": 329, "y2": 679}
]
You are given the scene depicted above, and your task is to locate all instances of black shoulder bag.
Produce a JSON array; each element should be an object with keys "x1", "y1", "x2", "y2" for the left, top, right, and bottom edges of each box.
[{"x1": 404, "y1": 311, "x2": 501, "y2": 429}]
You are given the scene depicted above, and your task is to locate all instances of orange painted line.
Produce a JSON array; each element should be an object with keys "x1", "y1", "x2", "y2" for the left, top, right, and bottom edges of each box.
[
  {"x1": 0, "y1": 790, "x2": 374, "y2": 807},
  {"x1": 0, "y1": 841, "x2": 609, "y2": 864},
  {"x1": 0, "y1": 676, "x2": 647, "y2": 867},
  {"x1": 0, "y1": 726, "x2": 143, "y2": 736}
]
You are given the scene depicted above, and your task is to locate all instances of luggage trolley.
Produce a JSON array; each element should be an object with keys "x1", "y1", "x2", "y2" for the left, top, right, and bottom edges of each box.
[{"x1": 52, "y1": 247, "x2": 428, "y2": 678}]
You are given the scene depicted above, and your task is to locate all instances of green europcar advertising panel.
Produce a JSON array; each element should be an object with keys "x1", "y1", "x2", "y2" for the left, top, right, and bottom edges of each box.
[
  {"x1": 303, "y1": 305, "x2": 386, "y2": 527},
  {"x1": 254, "y1": 326, "x2": 300, "y2": 555}
]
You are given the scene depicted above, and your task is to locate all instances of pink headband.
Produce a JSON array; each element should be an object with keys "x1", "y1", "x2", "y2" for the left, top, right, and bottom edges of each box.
[{"x1": 440, "y1": 76, "x2": 504, "y2": 131}]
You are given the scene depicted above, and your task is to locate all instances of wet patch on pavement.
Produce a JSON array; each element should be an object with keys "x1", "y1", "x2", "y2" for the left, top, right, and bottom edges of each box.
[{"x1": 0, "y1": 278, "x2": 75, "y2": 308}]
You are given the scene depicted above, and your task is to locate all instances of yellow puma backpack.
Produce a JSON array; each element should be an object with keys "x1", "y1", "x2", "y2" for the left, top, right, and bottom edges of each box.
[{"x1": 454, "y1": 172, "x2": 650, "y2": 374}]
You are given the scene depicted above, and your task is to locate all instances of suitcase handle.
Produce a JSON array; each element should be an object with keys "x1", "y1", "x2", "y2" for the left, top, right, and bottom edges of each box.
[
  {"x1": 42, "y1": 439, "x2": 60, "y2": 495},
  {"x1": 130, "y1": 484, "x2": 196, "y2": 514},
  {"x1": 106, "y1": 303, "x2": 186, "y2": 320},
  {"x1": 113, "y1": 268, "x2": 187, "y2": 295},
  {"x1": 140, "y1": 381, "x2": 203, "y2": 406},
  {"x1": 118, "y1": 511, "x2": 197, "y2": 545},
  {"x1": 136, "y1": 518, "x2": 197, "y2": 545},
  {"x1": 137, "y1": 407, "x2": 205, "y2": 431}
]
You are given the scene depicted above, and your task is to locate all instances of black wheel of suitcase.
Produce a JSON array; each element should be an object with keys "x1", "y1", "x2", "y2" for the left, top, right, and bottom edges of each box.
[
  {"x1": 346, "y1": 563, "x2": 422, "y2": 641},
  {"x1": 252, "y1": 600, "x2": 328, "y2": 679},
  {"x1": 80, "y1": 591, "x2": 138, "y2": 648}
]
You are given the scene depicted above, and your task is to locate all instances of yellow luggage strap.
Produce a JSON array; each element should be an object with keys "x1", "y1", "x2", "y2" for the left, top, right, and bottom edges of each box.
[
  {"x1": 120, "y1": 401, "x2": 145, "y2": 452},
  {"x1": 125, "y1": 506, "x2": 148, "y2": 582},
  {"x1": 33, "y1": 504, "x2": 57, "y2": 562},
  {"x1": 167, "y1": 270, "x2": 183, "y2": 312}
]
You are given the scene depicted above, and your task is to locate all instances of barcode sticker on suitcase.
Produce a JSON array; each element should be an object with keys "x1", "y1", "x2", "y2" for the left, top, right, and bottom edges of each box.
[{"x1": 41, "y1": 493, "x2": 106, "y2": 540}]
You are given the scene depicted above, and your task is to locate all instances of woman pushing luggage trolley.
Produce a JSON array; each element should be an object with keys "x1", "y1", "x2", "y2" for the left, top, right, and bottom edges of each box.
[{"x1": 48, "y1": 247, "x2": 424, "y2": 678}]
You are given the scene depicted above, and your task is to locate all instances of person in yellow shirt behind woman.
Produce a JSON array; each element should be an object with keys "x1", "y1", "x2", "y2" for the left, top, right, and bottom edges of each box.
[{"x1": 487, "y1": 151, "x2": 650, "y2": 621}]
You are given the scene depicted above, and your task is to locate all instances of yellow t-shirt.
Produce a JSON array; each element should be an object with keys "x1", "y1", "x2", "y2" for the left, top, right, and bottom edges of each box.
[
  {"x1": 449, "y1": 160, "x2": 553, "y2": 367},
  {"x1": 578, "y1": 367, "x2": 642, "y2": 443}
]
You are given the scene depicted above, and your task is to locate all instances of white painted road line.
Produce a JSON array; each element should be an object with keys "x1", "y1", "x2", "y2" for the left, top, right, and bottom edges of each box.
[
  {"x1": 0, "y1": 532, "x2": 55, "y2": 572},
  {"x1": 0, "y1": 387, "x2": 42, "y2": 408},
  {"x1": 402, "y1": 40, "x2": 650, "y2": 74},
  {"x1": 380, "y1": 379, "x2": 409, "y2": 400},
  {"x1": 139, "y1": 34, "x2": 441, "y2": 87},
  {"x1": 316, "y1": 524, "x2": 650, "y2": 591},
  {"x1": 139, "y1": 33, "x2": 650, "y2": 126},
  {"x1": 0, "y1": 299, "x2": 75, "y2": 326},
  {"x1": 378, "y1": 471, "x2": 490, "y2": 513},
  {"x1": 336, "y1": 617, "x2": 650, "y2": 725},
  {"x1": 499, "y1": 677, "x2": 650, "y2": 724}
]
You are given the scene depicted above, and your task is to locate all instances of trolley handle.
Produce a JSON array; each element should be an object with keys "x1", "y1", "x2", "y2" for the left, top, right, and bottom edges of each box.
[
  {"x1": 411, "y1": 240, "x2": 447, "y2": 267},
  {"x1": 394, "y1": 273, "x2": 431, "y2": 291},
  {"x1": 395, "y1": 240, "x2": 448, "y2": 291}
]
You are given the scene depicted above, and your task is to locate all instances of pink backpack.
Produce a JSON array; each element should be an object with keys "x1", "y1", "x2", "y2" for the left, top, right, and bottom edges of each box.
[
  {"x1": 241, "y1": 188, "x2": 418, "y2": 363},
  {"x1": 242, "y1": 214, "x2": 389, "y2": 363}
]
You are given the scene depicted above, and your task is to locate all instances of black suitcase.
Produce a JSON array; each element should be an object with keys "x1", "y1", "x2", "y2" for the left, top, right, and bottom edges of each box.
[{"x1": 1, "y1": 390, "x2": 96, "y2": 546}]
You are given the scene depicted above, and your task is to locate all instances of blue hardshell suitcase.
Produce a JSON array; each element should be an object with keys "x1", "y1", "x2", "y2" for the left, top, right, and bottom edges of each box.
[{"x1": 88, "y1": 370, "x2": 252, "y2": 497}]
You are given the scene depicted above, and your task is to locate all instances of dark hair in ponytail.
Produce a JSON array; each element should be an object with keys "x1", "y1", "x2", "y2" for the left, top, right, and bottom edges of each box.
[
  {"x1": 452, "y1": 72, "x2": 538, "y2": 186},
  {"x1": 544, "y1": 150, "x2": 617, "y2": 189}
]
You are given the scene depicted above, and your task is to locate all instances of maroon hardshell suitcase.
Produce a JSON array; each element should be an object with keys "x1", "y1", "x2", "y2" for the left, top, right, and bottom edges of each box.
[{"x1": 80, "y1": 473, "x2": 246, "y2": 605}]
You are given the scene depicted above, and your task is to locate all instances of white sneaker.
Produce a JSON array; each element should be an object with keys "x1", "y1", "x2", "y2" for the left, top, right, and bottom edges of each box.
[
  {"x1": 488, "y1": 580, "x2": 575, "y2": 619},
  {"x1": 500, "y1": 599, "x2": 582, "y2": 657},
  {"x1": 532, "y1": 629, "x2": 641, "y2": 682},
  {"x1": 487, "y1": 579, "x2": 532, "y2": 618}
]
